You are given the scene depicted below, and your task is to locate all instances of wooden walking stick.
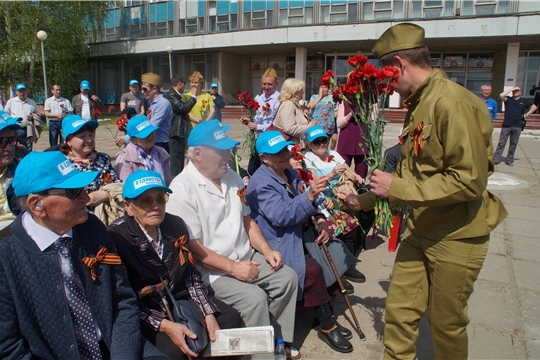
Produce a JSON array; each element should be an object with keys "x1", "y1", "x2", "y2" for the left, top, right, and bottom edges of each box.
[{"x1": 321, "y1": 242, "x2": 367, "y2": 341}]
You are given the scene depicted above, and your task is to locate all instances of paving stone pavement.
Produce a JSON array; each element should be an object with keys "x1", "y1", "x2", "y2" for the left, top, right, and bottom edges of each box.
[{"x1": 34, "y1": 119, "x2": 540, "y2": 359}]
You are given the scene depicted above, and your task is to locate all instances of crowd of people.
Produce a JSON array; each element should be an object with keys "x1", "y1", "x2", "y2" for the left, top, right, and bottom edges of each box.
[{"x1": 0, "y1": 22, "x2": 516, "y2": 360}]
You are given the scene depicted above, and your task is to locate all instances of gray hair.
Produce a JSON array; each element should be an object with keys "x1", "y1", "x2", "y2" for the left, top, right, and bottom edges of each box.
[
  {"x1": 186, "y1": 146, "x2": 205, "y2": 162},
  {"x1": 17, "y1": 196, "x2": 29, "y2": 212}
]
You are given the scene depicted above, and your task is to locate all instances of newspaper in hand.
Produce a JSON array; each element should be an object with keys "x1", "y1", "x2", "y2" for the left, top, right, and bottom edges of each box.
[{"x1": 203, "y1": 325, "x2": 274, "y2": 357}]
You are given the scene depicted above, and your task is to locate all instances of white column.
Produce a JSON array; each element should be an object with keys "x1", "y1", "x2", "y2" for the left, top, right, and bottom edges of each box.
[
  {"x1": 295, "y1": 47, "x2": 307, "y2": 99},
  {"x1": 502, "y1": 42, "x2": 520, "y2": 111}
]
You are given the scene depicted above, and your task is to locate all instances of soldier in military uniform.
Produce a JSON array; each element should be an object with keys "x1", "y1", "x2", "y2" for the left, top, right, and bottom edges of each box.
[{"x1": 338, "y1": 23, "x2": 508, "y2": 360}]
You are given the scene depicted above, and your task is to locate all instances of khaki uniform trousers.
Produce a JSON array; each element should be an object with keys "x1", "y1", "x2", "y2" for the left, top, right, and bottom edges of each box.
[{"x1": 383, "y1": 230, "x2": 489, "y2": 360}]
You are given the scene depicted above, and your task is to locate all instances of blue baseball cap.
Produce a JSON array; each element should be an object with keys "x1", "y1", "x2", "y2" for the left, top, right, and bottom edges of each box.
[
  {"x1": 188, "y1": 119, "x2": 239, "y2": 150},
  {"x1": 210, "y1": 82, "x2": 218, "y2": 88},
  {"x1": 123, "y1": 170, "x2": 172, "y2": 199},
  {"x1": 15, "y1": 84, "x2": 26, "y2": 91},
  {"x1": 80, "y1": 80, "x2": 90, "y2": 90},
  {"x1": 306, "y1": 126, "x2": 328, "y2": 143},
  {"x1": 13, "y1": 151, "x2": 98, "y2": 197},
  {"x1": 126, "y1": 115, "x2": 158, "y2": 139},
  {"x1": 62, "y1": 114, "x2": 99, "y2": 139},
  {"x1": 129, "y1": 79, "x2": 139, "y2": 86},
  {"x1": 0, "y1": 110, "x2": 21, "y2": 130},
  {"x1": 256, "y1": 131, "x2": 294, "y2": 155}
]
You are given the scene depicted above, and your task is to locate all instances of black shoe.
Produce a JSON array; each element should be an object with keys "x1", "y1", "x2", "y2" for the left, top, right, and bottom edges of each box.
[
  {"x1": 318, "y1": 327, "x2": 353, "y2": 353},
  {"x1": 335, "y1": 321, "x2": 353, "y2": 340},
  {"x1": 494, "y1": 160, "x2": 501, "y2": 165},
  {"x1": 506, "y1": 162, "x2": 514, "y2": 167},
  {"x1": 343, "y1": 266, "x2": 366, "y2": 283},
  {"x1": 340, "y1": 276, "x2": 354, "y2": 295}
]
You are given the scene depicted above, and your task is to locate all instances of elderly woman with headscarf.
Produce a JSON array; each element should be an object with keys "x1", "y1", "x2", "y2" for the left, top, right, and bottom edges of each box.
[
  {"x1": 108, "y1": 170, "x2": 243, "y2": 359},
  {"x1": 114, "y1": 115, "x2": 172, "y2": 185},
  {"x1": 246, "y1": 131, "x2": 354, "y2": 354}
]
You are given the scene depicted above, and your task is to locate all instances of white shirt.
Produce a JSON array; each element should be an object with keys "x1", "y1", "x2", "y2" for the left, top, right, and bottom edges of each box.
[
  {"x1": 44, "y1": 96, "x2": 73, "y2": 121},
  {"x1": 5, "y1": 97, "x2": 39, "y2": 128},
  {"x1": 80, "y1": 94, "x2": 91, "y2": 120},
  {"x1": 167, "y1": 161, "x2": 253, "y2": 285}
]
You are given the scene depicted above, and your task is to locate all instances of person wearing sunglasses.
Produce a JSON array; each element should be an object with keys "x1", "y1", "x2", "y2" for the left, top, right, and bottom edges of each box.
[
  {"x1": 304, "y1": 126, "x2": 374, "y2": 275},
  {"x1": 115, "y1": 115, "x2": 173, "y2": 186},
  {"x1": 2, "y1": 151, "x2": 167, "y2": 359},
  {"x1": 0, "y1": 111, "x2": 24, "y2": 229},
  {"x1": 108, "y1": 170, "x2": 243, "y2": 359},
  {"x1": 57, "y1": 114, "x2": 121, "y2": 209}
]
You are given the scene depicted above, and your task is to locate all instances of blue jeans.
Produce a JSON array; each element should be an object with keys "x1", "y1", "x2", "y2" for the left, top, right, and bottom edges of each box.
[
  {"x1": 17, "y1": 128, "x2": 32, "y2": 150},
  {"x1": 48, "y1": 120, "x2": 63, "y2": 146}
]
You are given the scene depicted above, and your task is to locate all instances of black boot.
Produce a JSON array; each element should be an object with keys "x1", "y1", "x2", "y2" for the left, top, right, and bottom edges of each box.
[
  {"x1": 340, "y1": 276, "x2": 354, "y2": 295},
  {"x1": 315, "y1": 304, "x2": 353, "y2": 353},
  {"x1": 343, "y1": 265, "x2": 366, "y2": 283}
]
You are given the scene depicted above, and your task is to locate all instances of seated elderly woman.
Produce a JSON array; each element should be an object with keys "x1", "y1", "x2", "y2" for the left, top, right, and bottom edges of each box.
[
  {"x1": 245, "y1": 131, "x2": 354, "y2": 354},
  {"x1": 107, "y1": 170, "x2": 243, "y2": 359},
  {"x1": 114, "y1": 115, "x2": 172, "y2": 185},
  {"x1": 304, "y1": 126, "x2": 375, "y2": 269},
  {"x1": 58, "y1": 114, "x2": 121, "y2": 208}
]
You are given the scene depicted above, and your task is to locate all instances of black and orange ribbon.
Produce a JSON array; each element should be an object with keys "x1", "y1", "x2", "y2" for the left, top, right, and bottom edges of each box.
[
  {"x1": 174, "y1": 235, "x2": 195, "y2": 267},
  {"x1": 298, "y1": 183, "x2": 305, "y2": 193},
  {"x1": 410, "y1": 121, "x2": 424, "y2": 156},
  {"x1": 237, "y1": 188, "x2": 248, "y2": 205},
  {"x1": 82, "y1": 246, "x2": 122, "y2": 281}
]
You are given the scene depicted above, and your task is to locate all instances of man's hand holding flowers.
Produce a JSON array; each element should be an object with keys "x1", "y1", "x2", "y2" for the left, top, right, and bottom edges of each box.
[
  {"x1": 368, "y1": 169, "x2": 393, "y2": 198},
  {"x1": 336, "y1": 189, "x2": 362, "y2": 211}
]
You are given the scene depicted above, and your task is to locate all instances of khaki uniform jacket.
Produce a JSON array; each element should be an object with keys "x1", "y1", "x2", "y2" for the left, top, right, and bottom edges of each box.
[{"x1": 359, "y1": 69, "x2": 507, "y2": 240}]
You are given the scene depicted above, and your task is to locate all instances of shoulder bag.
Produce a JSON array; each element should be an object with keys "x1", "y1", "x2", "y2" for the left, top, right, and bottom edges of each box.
[{"x1": 266, "y1": 103, "x2": 292, "y2": 140}]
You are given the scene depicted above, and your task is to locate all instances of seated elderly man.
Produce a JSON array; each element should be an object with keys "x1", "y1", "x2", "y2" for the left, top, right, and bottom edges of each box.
[
  {"x1": 167, "y1": 120, "x2": 299, "y2": 356},
  {"x1": 0, "y1": 151, "x2": 166, "y2": 359}
]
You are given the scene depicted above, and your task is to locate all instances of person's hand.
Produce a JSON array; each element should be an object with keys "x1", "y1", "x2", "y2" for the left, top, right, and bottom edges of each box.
[
  {"x1": 205, "y1": 314, "x2": 221, "y2": 342},
  {"x1": 189, "y1": 113, "x2": 201, "y2": 124},
  {"x1": 211, "y1": 94, "x2": 216, "y2": 100},
  {"x1": 231, "y1": 260, "x2": 261, "y2": 283},
  {"x1": 26, "y1": 114, "x2": 33, "y2": 121},
  {"x1": 336, "y1": 190, "x2": 361, "y2": 211},
  {"x1": 247, "y1": 122, "x2": 257, "y2": 131},
  {"x1": 331, "y1": 164, "x2": 347, "y2": 177},
  {"x1": 191, "y1": 86, "x2": 198, "y2": 95},
  {"x1": 160, "y1": 319, "x2": 198, "y2": 358},
  {"x1": 264, "y1": 250, "x2": 282, "y2": 271},
  {"x1": 307, "y1": 175, "x2": 327, "y2": 202},
  {"x1": 355, "y1": 174, "x2": 365, "y2": 184},
  {"x1": 115, "y1": 136, "x2": 126, "y2": 147},
  {"x1": 323, "y1": 197, "x2": 334, "y2": 210},
  {"x1": 315, "y1": 220, "x2": 330, "y2": 245},
  {"x1": 240, "y1": 116, "x2": 250, "y2": 125},
  {"x1": 369, "y1": 169, "x2": 393, "y2": 199},
  {"x1": 86, "y1": 190, "x2": 109, "y2": 207},
  {"x1": 90, "y1": 95, "x2": 99, "y2": 102}
]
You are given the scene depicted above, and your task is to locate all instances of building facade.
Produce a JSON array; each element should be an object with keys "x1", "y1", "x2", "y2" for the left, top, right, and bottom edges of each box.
[{"x1": 88, "y1": 0, "x2": 540, "y2": 109}]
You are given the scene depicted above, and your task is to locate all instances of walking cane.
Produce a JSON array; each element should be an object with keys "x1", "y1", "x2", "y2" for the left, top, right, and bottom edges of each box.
[{"x1": 321, "y1": 242, "x2": 367, "y2": 341}]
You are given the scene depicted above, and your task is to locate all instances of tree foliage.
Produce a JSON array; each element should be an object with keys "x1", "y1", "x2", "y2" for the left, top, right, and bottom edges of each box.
[{"x1": 0, "y1": 1, "x2": 112, "y2": 102}]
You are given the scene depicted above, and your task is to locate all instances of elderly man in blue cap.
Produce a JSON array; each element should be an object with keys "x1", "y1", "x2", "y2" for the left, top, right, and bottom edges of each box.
[
  {"x1": 72, "y1": 80, "x2": 104, "y2": 121},
  {"x1": 167, "y1": 120, "x2": 299, "y2": 357},
  {"x1": 0, "y1": 151, "x2": 167, "y2": 359},
  {"x1": 4, "y1": 83, "x2": 41, "y2": 150}
]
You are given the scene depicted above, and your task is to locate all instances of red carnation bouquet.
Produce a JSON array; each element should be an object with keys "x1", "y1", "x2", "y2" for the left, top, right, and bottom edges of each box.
[
  {"x1": 237, "y1": 91, "x2": 260, "y2": 157},
  {"x1": 327, "y1": 55, "x2": 404, "y2": 235}
]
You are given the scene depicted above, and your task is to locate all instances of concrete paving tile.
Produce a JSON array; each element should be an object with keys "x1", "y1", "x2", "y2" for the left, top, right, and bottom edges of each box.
[
  {"x1": 500, "y1": 194, "x2": 540, "y2": 208},
  {"x1": 478, "y1": 253, "x2": 510, "y2": 284},
  {"x1": 526, "y1": 339, "x2": 540, "y2": 360},
  {"x1": 514, "y1": 260, "x2": 540, "y2": 291},
  {"x1": 505, "y1": 218, "x2": 540, "y2": 238},
  {"x1": 468, "y1": 280, "x2": 515, "y2": 330},
  {"x1": 469, "y1": 327, "x2": 517, "y2": 360},
  {"x1": 488, "y1": 231, "x2": 507, "y2": 256},
  {"x1": 518, "y1": 289, "x2": 540, "y2": 338},
  {"x1": 504, "y1": 204, "x2": 540, "y2": 221},
  {"x1": 512, "y1": 235, "x2": 540, "y2": 262}
]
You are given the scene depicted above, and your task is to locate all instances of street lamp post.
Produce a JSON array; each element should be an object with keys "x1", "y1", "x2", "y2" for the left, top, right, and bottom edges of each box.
[
  {"x1": 166, "y1": 46, "x2": 173, "y2": 79},
  {"x1": 36, "y1": 30, "x2": 48, "y2": 109}
]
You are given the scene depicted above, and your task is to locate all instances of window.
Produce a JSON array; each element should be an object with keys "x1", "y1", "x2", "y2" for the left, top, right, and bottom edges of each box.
[
  {"x1": 184, "y1": 54, "x2": 214, "y2": 91},
  {"x1": 245, "y1": 10, "x2": 274, "y2": 28},
  {"x1": 321, "y1": 3, "x2": 352, "y2": 23},
  {"x1": 149, "y1": 1, "x2": 174, "y2": 37},
  {"x1": 518, "y1": 51, "x2": 540, "y2": 98},
  {"x1": 102, "y1": 8, "x2": 120, "y2": 41},
  {"x1": 209, "y1": 0, "x2": 238, "y2": 32},
  {"x1": 123, "y1": 4, "x2": 147, "y2": 38},
  {"x1": 364, "y1": 0, "x2": 403, "y2": 21},
  {"x1": 124, "y1": 58, "x2": 148, "y2": 89},
  {"x1": 98, "y1": 60, "x2": 121, "y2": 104}
]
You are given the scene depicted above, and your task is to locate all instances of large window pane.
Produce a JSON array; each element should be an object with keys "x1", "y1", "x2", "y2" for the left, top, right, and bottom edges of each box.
[
  {"x1": 528, "y1": 52, "x2": 540, "y2": 70},
  {"x1": 348, "y1": 4, "x2": 358, "y2": 21}
]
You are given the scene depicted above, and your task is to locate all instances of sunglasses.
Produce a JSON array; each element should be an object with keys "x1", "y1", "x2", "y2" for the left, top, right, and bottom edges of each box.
[
  {"x1": 312, "y1": 137, "x2": 328, "y2": 146},
  {"x1": 0, "y1": 136, "x2": 17, "y2": 148},
  {"x1": 134, "y1": 193, "x2": 169, "y2": 208},
  {"x1": 38, "y1": 187, "x2": 84, "y2": 199}
]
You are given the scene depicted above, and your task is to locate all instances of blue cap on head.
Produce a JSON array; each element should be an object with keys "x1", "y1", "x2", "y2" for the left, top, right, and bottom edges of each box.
[
  {"x1": 306, "y1": 126, "x2": 328, "y2": 143},
  {"x1": 188, "y1": 119, "x2": 239, "y2": 150},
  {"x1": 256, "y1": 131, "x2": 294, "y2": 155},
  {"x1": 129, "y1": 79, "x2": 139, "y2": 86},
  {"x1": 0, "y1": 110, "x2": 21, "y2": 131},
  {"x1": 123, "y1": 170, "x2": 172, "y2": 199},
  {"x1": 15, "y1": 84, "x2": 26, "y2": 91},
  {"x1": 13, "y1": 151, "x2": 98, "y2": 197},
  {"x1": 62, "y1": 114, "x2": 99, "y2": 139},
  {"x1": 210, "y1": 82, "x2": 218, "y2": 88},
  {"x1": 126, "y1": 115, "x2": 158, "y2": 139},
  {"x1": 80, "y1": 80, "x2": 90, "y2": 90}
]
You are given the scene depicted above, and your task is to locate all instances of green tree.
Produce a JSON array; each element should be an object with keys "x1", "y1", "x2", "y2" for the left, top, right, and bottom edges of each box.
[{"x1": 0, "y1": 1, "x2": 112, "y2": 102}]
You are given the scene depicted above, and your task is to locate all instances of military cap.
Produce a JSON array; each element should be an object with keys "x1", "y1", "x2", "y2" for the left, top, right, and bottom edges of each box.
[
  {"x1": 372, "y1": 23, "x2": 425, "y2": 59},
  {"x1": 263, "y1": 68, "x2": 277, "y2": 78},
  {"x1": 141, "y1": 72, "x2": 164, "y2": 89}
]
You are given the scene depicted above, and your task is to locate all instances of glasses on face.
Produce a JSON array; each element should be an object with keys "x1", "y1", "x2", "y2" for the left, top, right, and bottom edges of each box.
[
  {"x1": 38, "y1": 188, "x2": 84, "y2": 199},
  {"x1": 312, "y1": 137, "x2": 329, "y2": 146},
  {"x1": 134, "y1": 193, "x2": 169, "y2": 208},
  {"x1": 0, "y1": 136, "x2": 17, "y2": 149}
]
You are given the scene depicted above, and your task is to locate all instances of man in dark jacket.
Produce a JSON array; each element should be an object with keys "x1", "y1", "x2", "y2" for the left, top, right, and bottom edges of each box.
[
  {"x1": 0, "y1": 151, "x2": 167, "y2": 359},
  {"x1": 209, "y1": 82, "x2": 226, "y2": 122},
  {"x1": 166, "y1": 75, "x2": 197, "y2": 176}
]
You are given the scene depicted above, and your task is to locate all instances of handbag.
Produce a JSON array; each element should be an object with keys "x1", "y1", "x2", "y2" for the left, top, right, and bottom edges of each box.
[
  {"x1": 332, "y1": 171, "x2": 360, "y2": 197},
  {"x1": 302, "y1": 225, "x2": 356, "y2": 287}
]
